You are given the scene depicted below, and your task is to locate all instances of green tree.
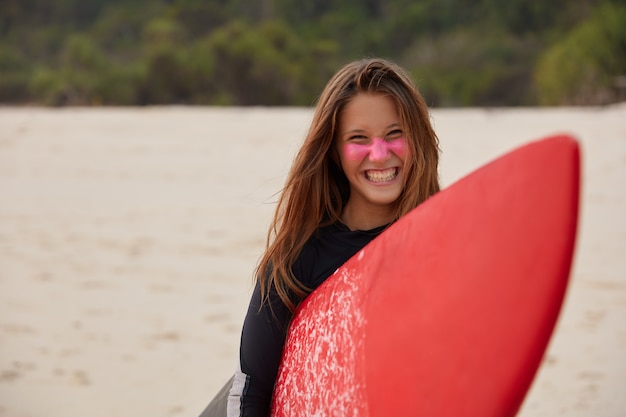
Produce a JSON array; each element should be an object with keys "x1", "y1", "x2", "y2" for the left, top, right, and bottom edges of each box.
[
  {"x1": 28, "y1": 32, "x2": 141, "y2": 105},
  {"x1": 0, "y1": 45, "x2": 31, "y2": 102},
  {"x1": 534, "y1": 2, "x2": 626, "y2": 105},
  {"x1": 29, "y1": 34, "x2": 108, "y2": 105},
  {"x1": 135, "y1": 17, "x2": 189, "y2": 103},
  {"x1": 205, "y1": 20, "x2": 337, "y2": 105},
  {"x1": 405, "y1": 29, "x2": 536, "y2": 106}
]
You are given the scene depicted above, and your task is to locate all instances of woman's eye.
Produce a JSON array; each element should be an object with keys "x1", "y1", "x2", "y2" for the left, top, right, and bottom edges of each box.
[
  {"x1": 387, "y1": 129, "x2": 403, "y2": 138},
  {"x1": 348, "y1": 135, "x2": 368, "y2": 142}
]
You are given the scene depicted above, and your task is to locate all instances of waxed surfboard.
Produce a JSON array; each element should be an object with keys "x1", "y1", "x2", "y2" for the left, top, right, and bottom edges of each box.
[{"x1": 271, "y1": 135, "x2": 580, "y2": 417}]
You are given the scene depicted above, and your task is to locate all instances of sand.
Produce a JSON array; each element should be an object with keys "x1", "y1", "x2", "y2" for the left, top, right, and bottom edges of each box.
[{"x1": 0, "y1": 104, "x2": 624, "y2": 417}]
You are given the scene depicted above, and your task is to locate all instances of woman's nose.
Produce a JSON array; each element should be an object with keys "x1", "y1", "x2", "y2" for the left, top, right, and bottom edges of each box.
[{"x1": 369, "y1": 137, "x2": 390, "y2": 161}]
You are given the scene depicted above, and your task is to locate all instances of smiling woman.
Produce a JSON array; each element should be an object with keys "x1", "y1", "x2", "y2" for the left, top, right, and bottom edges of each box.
[{"x1": 198, "y1": 57, "x2": 441, "y2": 417}]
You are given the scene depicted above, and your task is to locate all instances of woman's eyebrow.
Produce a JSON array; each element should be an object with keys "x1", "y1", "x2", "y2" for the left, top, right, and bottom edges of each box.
[{"x1": 341, "y1": 128, "x2": 367, "y2": 137}]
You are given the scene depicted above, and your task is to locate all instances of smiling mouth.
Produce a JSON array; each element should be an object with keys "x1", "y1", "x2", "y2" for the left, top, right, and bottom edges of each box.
[{"x1": 365, "y1": 167, "x2": 398, "y2": 182}]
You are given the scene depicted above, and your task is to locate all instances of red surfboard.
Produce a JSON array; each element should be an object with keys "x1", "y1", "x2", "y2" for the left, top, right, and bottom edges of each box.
[{"x1": 271, "y1": 135, "x2": 580, "y2": 417}]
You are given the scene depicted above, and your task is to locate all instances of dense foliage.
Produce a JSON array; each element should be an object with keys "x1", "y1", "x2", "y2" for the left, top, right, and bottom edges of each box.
[{"x1": 1, "y1": 0, "x2": 624, "y2": 106}]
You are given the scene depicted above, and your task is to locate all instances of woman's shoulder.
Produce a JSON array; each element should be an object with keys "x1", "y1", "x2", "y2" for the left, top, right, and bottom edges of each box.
[{"x1": 293, "y1": 222, "x2": 387, "y2": 289}]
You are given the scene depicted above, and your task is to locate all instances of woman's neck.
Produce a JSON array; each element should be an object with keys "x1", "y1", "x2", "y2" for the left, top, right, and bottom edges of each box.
[{"x1": 340, "y1": 202, "x2": 394, "y2": 231}]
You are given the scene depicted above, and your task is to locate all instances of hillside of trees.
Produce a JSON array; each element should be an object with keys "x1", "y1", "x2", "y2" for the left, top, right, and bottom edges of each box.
[{"x1": 1, "y1": 0, "x2": 624, "y2": 106}]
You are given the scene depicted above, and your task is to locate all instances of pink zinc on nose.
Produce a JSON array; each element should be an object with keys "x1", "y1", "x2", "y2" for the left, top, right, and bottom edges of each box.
[{"x1": 344, "y1": 137, "x2": 409, "y2": 161}]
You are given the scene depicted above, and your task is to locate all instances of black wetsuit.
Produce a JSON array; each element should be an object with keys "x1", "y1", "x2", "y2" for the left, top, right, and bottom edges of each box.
[{"x1": 199, "y1": 222, "x2": 387, "y2": 417}]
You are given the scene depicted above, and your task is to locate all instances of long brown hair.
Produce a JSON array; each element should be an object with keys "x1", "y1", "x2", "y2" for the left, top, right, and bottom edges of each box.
[{"x1": 256, "y1": 58, "x2": 440, "y2": 312}]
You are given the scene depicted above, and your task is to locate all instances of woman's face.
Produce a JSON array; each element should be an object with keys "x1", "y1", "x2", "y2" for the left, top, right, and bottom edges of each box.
[{"x1": 335, "y1": 92, "x2": 411, "y2": 224}]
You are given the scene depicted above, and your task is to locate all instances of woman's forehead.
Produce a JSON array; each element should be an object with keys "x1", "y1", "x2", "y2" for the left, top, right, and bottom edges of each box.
[{"x1": 338, "y1": 93, "x2": 400, "y2": 132}]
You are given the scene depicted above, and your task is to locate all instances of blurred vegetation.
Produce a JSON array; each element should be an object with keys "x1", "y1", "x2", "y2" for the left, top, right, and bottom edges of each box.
[
  {"x1": 0, "y1": 0, "x2": 624, "y2": 106},
  {"x1": 534, "y1": 2, "x2": 626, "y2": 105}
]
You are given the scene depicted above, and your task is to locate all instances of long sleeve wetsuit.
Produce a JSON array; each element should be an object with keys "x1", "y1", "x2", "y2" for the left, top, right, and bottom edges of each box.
[{"x1": 221, "y1": 222, "x2": 387, "y2": 417}]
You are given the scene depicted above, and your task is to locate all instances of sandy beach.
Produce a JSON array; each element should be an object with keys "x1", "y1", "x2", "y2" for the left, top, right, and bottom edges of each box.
[{"x1": 0, "y1": 104, "x2": 624, "y2": 417}]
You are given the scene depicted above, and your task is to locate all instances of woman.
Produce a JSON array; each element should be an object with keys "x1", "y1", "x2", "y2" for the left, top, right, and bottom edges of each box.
[{"x1": 202, "y1": 57, "x2": 440, "y2": 417}]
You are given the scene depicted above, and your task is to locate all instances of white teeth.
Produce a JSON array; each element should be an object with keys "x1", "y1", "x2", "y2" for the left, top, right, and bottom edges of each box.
[{"x1": 365, "y1": 168, "x2": 397, "y2": 182}]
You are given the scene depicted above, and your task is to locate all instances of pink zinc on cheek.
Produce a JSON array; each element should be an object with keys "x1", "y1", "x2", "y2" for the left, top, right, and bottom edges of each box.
[{"x1": 343, "y1": 137, "x2": 409, "y2": 161}]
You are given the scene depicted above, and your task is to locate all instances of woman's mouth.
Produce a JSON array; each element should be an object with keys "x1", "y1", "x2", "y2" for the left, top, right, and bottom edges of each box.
[{"x1": 365, "y1": 167, "x2": 398, "y2": 183}]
